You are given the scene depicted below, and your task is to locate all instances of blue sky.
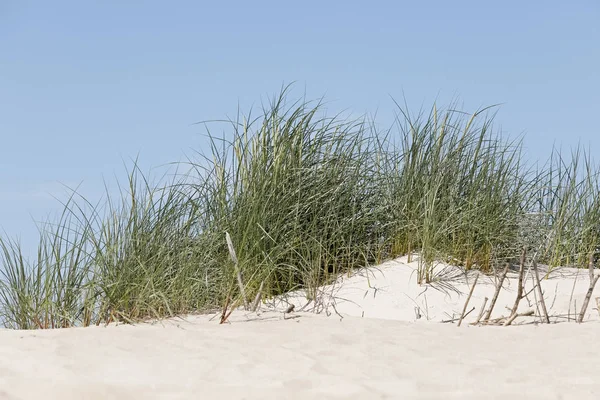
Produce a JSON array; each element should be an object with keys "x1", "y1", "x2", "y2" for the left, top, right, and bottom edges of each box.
[{"x1": 1, "y1": 0, "x2": 598, "y2": 254}]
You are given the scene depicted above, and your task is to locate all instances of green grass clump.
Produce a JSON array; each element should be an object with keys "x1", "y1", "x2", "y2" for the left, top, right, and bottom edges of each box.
[
  {"x1": 184, "y1": 90, "x2": 387, "y2": 302},
  {"x1": 0, "y1": 86, "x2": 598, "y2": 329},
  {"x1": 531, "y1": 147, "x2": 600, "y2": 268},
  {"x1": 383, "y1": 101, "x2": 530, "y2": 282}
]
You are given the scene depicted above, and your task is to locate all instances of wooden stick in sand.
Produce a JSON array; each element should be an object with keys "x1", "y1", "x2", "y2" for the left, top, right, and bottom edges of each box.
[
  {"x1": 577, "y1": 254, "x2": 599, "y2": 323},
  {"x1": 458, "y1": 272, "x2": 479, "y2": 327},
  {"x1": 483, "y1": 262, "x2": 509, "y2": 322},
  {"x1": 473, "y1": 297, "x2": 488, "y2": 325},
  {"x1": 532, "y1": 259, "x2": 550, "y2": 323},
  {"x1": 504, "y1": 248, "x2": 526, "y2": 327}
]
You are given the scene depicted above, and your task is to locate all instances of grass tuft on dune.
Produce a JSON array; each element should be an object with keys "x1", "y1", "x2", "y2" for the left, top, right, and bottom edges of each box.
[{"x1": 1, "y1": 85, "x2": 599, "y2": 329}]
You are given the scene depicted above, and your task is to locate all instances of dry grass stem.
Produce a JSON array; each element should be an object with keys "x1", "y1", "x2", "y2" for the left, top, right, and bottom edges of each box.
[
  {"x1": 225, "y1": 232, "x2": 248, "y2": 311},
  {"x1": 532, "y1": 260, "x2": 550, "y2": 323},
  {"x1": 251, "y1": 281, "x2": 265, "y2": 312},
  {"x1": 577, "y1": 256, "x2": 599, "y2": 323}
]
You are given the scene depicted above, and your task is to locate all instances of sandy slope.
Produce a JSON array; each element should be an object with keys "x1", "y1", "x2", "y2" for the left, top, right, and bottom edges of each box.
[
  {"x1": 275, "y1": 256, "x2": 600, "y2": 324},
  {"x1": 1, "y1": 257, "x2": 599, "y2": 400}
]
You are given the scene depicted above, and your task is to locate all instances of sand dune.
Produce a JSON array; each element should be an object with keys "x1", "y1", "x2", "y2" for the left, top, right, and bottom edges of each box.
[
  {"x1": 274, "y1": 256, "x2": 600, "y2": 325},
  {"x1": 1, "y1": 257, "x2": 599, "y2": 399}
]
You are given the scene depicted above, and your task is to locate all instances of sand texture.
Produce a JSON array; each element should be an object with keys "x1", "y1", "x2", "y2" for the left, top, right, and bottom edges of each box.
[{"x1": 1, "y1": 257, "x2": 599, "y2": 399}]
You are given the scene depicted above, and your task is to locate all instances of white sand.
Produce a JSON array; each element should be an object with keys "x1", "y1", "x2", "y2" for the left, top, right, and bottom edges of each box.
[
  {"x1": 277, "y1": 256, "x2": 600, "y2": 325},
  {"x1": 1, "y1": 257, "x2": 599, "y2": 399}
]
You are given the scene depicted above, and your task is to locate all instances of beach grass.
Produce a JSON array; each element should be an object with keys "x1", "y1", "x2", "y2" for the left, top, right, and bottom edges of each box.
[{"x1": 1, "y1": 86, "x2": 598, "y2": 329}]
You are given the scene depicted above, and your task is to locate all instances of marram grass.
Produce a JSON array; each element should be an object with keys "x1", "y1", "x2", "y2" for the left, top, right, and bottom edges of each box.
[{"x1": 1, "y1": 87, "x2": 598, "y2": 329}]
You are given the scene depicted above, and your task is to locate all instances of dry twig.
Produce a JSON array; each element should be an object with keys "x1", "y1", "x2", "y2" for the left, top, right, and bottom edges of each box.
[
  {"x1": 458, "y1": 272, "x2": 479, "y2": 327},
  {"x1": 577, "y1": 254, "x2": 599, "y2": 323},
  {"x1": 442, "y1": 307, "x2": 474, "y2": 323},
  {"x1": 483, "y1": 262, "x2": 509, "y2": 322},
  {"x1": 481, "y1": 310, "x2": 535, "y2": 326},
  {"x1": 532, "y1": 259, "x2": 550, "y2": 323},
  {"x1": 474, "y1": 297, "x2": 488, "y2": 325},
  {"x1": 219, "y1": 294, "x2": 232, "y2": 324},
  {"x1": 504, "y1": 248, "x2": 526, "y2": 326}
]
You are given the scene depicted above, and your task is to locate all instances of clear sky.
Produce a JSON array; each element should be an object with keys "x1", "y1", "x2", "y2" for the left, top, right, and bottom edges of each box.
[{"x1": 1, "y1": 0, "x2": 599, "y2": 255}]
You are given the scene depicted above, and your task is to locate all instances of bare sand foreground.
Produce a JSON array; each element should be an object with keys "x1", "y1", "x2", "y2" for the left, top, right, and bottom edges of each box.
[{"x1": 1, "y1": 257, "x2": 599, "y2": 399}]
